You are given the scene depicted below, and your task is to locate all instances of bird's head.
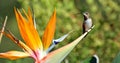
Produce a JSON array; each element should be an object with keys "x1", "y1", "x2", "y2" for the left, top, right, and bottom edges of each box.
[{"x1": 83, "y1": 12, "x2": 90, "y2": 20}]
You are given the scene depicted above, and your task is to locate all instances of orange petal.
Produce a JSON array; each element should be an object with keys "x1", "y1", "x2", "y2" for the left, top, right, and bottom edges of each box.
[
  {"x1": 14, "y1": 8, "x2": 43, "y2": 51},
  {"x1": 42, "y1": 9, "x2": 56, "y2": 50},
  {"x1": 3, "y1": 30, "x2": 33, "y2": 55},
  {"x1": 0, "y1": 51, "x2": 30, "y2": 60}
]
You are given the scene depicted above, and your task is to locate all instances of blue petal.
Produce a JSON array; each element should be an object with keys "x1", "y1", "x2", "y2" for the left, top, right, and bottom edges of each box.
[{"x1": 47, "y1": 31, "x2": 73, "y2": 52}]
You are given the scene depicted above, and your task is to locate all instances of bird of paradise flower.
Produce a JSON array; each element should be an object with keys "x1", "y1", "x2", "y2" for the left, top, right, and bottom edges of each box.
[{"x1": 0, "y1": 7, "x2": 94, "y2": 63}]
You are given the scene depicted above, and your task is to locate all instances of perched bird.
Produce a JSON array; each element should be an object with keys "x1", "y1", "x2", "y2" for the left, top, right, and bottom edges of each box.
[{"x1": 82, "y1": 12, "x2": 92, "y2": 34}]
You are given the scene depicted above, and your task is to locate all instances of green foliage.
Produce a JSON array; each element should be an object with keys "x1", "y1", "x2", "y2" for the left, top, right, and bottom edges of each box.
[
  {"x1": 82, "y1": 57, "x2": 91, "y2": 63},
  {"x1": 0, "y1": 0, "x2": 120, "y2": 63},
  {"x1": 113, "y1": 52, "x2": 120, "y2": 63}
]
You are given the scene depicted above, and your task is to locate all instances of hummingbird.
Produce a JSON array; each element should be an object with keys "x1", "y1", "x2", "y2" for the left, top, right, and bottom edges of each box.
[{"x1": 82, "y1": 12, "x2": 92, "y2": 34}]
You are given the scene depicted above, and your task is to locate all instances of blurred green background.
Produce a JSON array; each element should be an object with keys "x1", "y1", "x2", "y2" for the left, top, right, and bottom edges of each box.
[{"x1": 0, "y1": 0, "x2": 120, "y2": 63}]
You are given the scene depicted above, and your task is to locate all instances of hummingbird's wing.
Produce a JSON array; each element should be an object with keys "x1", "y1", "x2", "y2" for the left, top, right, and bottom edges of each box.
[{"x1": 82, "y1": 22, "x2": 86, "y2": 34}]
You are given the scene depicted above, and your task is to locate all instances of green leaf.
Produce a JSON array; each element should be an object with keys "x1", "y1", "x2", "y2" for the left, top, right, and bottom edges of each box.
[
  {"x1": 83, "y1": 54, "x2": 99, "y2": 63},
  {"x1": 42, "y1": 26, "x2": 95, "y2": 63},
  {"x1": 83, "y1": 57, "x2": 91, "y2": 63},
  {"x1": 112, "y1": 52, "x2": 120, "y2": 63}
]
